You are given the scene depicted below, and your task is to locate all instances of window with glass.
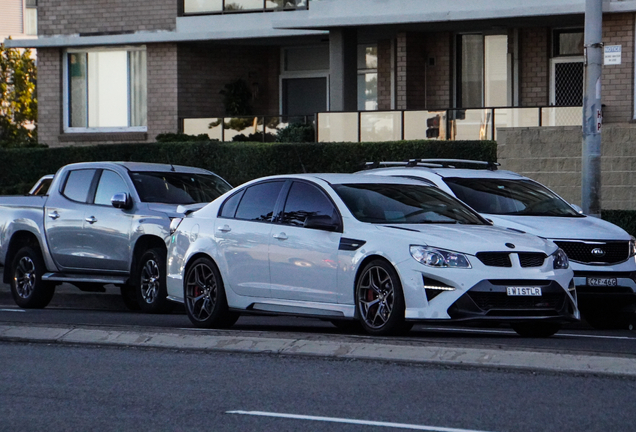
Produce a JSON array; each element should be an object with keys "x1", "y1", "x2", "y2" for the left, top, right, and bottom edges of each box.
[
  {"x1": 553, "y1": 29, "x2": 584, "y2": 57},
  {"x1": 25, "y1": 0, "x2": 37, "y2": 36},
  {"x1": 278, "y1": 181, "x2": 338, "y2": 227},
  {"x1": 456, "y1": 34, "x2": 510, "y2": 108},
  {"x1": 357, "y1": 44, "x2": 378, "y2": 111},
  {"x1": 234, "y1": 181, "x2": 285, "y2": 222},
  {"x1": 94, "y1": 170, "x2": 129, "y2": 206},
  {"x1": 65, "y1": 47, "x2": 147, "y2": 131},
  {"x1": 62, "y1": 170, "x2": 97, "y2": 203}
]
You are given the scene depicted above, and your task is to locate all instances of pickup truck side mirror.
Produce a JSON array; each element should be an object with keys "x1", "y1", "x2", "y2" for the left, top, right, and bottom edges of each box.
[
  {"x1": 111, "y1": 193, "x2": 132, "y2": 210},
  {"x1": 304, "y1": 214, "x2": 340, "y2": 232}
]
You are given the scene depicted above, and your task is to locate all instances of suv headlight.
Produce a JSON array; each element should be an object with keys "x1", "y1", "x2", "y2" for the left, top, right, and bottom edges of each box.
[
  {"x1": 410, "y1": 246, "x2": 471, "y2": 269},
  {"x1": 630, "y1": 236, "x2": 636, "y2": 258},
  {"x1": 552, "y1": 248, "x2": 569, "y2": 270}
]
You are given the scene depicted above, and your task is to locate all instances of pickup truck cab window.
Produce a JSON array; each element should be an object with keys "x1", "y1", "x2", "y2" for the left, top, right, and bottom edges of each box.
[
  {"x1": 62, "y1": 169, "x2": 97, "y2": 203},
  {"x1": 94, "y1": 170, "x2": 129, "y2": 206}
]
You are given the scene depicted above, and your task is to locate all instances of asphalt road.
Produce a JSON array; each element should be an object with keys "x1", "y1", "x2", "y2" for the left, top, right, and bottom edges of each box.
[
  {"x1": 1, "y1": 342, "x2": 634, "y2": 432},
  {"x1": 1, "y1": 283, "x2": 635, "y2": 357}
]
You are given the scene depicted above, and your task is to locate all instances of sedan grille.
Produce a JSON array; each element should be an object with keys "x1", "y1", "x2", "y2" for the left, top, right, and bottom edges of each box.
[
  {"x1": 554, "y1": 241, "x2": 630, "y2": 264},
  {"x1": 468, "y1": 292, "x2": 566, "y2": 311},
  {"x1": 518, "y1": 252, "x2": 547, "y2": 268},
  {"x1": 476, "y1": 252, "x2": 512, "y2": 267}
]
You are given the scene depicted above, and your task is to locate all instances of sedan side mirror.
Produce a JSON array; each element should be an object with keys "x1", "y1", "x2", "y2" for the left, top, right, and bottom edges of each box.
[
  {"x1": 111, "y1": 193, "x2": 132, "y2": 210},
  {"x1": 304, "y1": 214, "x2": 340, "y2": 232},
  {"x1": 570, "y1": 204, "x2": 584, "y2": 214}
]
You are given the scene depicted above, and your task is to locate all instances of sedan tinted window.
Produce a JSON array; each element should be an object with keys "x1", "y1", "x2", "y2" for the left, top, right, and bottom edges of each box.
[
  {"x1": 333, "y1": 183, "x2": 486, "y2": 225},
  {"x1": 219, "y1": 190, "x2": 244, "y2": 219},
  {"x1": 235, "y1": 181, "x2": 284, "y2": 222},
  {"x1": 62, "y1": 169, "x2": 96, "y2": 203},
  {"x1": 279, "y1": 182, "x2": 337, "y2": 227},
  {"x1": 443, "y1": 178, "x2": 581, "y2": 217}
]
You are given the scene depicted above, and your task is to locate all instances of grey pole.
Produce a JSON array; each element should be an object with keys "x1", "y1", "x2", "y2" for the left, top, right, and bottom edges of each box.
[{"x1": 582, "y1": 0, "x2": 603, "y2": 216}]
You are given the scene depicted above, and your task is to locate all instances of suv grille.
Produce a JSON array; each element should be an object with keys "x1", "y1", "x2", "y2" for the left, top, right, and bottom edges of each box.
[
  {"x1": 554, "y1": 241, "x2": 630, "y2": 264},
  {"x1": 468, "y1": 292, "x2": 565, "y2": 310},
  {"x1": 476, "y1": 252, "x2": 511, "y2": 267},
  {"x1": 518, "y1": 252, "x2": 547, "y2": 268}
]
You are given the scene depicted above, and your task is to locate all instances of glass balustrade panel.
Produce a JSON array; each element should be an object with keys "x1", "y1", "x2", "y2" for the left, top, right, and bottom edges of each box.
[
  {"x1": 184, "y1": 0, "x2": 223, "y2": 14},
  {"x1": 404, "y1": 111, "x2": 446, "y2": 140},
  {"x1": 183, "y1": 118, "x2": 223, "y2": 141},
  {"x1": 317, "y1": 113, "x2": 359, "y2": 142},
  {"x1": 360, "y1": 112, "x2": 401, "y2": 142},
  {"x1": 492, "y1": 108, "x2": 540, "y2": 139},
  {"x1": 541, "y1": 107, "x2": 583, "y2": 127},
  {"x1": 450, "y1": 109, "x2": 493, "y2": 141}
]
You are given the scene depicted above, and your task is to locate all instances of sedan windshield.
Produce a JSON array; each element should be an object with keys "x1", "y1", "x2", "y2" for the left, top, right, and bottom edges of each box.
[
  {"x1": 443, "y1": 177, "x2": 582, "y2": 217},
  {"x1": 130, "y1": 172, "x2": 231, "y2": 204},
  {"x1": 332, "y1": 183, "x2": 486, "y2": 225}
]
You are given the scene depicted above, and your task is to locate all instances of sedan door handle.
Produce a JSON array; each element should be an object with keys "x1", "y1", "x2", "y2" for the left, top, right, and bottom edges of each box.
[
  {"x1": 273, "y1": 232, "x2": 288, "y2": 240},
  {"x1": 47, "y1": 211, "x2": 60, "y2": 220},
  {"x1": 217, "y1": 225, "x2": 231, "y2": 233},
  {"x1": 85, "y1": 216, "x2": 98, "y2": 224}
]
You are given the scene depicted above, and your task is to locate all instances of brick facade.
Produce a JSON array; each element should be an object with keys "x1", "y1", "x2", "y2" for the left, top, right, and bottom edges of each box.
[
  {"x1": 602, "y1": 13, "x2": 634, "y2": 123},
  {"x1": 177, "y1": 44, "x2": 280, "y2": 118},
  {"x1": 38, "y1": 44, "x2": 180, "y2": 147},
  {"x1": 377, "y1": 39, "x2": 392, "y2": 110},
  {"x1": 38, "y1": 0, "x2": 176, "y2": 36},
  {"x1": 520, "y1": 27, "x2": 550, "y2": 107}
]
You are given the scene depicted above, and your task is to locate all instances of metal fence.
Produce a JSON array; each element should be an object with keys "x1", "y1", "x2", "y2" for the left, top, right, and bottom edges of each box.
[{"x1": 316, "y1": 106, "x2": 582, "y2": 143}]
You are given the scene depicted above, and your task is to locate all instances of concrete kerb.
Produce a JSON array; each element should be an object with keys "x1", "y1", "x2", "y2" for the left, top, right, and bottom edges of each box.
[{"x1": 1, "y1": 323, "x2": 635, "y2": 377}]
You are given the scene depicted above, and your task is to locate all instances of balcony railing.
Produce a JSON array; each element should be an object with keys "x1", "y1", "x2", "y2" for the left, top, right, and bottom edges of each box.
[
  {"x1": 182, "y1": 115, "x2": 313, "y2": 141},
  {"x1": 316, "y1": 106, "x2": 583, "y2": 143},
  {"x1": 183, "y1": 0, "x2": 309, "y2": 15}
]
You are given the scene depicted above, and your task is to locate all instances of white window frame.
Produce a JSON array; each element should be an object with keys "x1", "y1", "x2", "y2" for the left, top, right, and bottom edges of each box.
[
  {"x1": 279, "y1": 45, "x2": 330, "y2": 115},
  {"x1": 62, "y1": 46, "x2": 147, "y2": 133},
  {"x1": 549, "y1": 56, "x2": 585, "y2": 105}
]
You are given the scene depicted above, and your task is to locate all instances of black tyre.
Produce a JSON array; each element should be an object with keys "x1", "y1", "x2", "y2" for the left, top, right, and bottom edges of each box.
[
  {"x1": 329, "y1": 319, "x2": 365, "y2": 333},
  {"x1": 10, "y1": 246, "x2": 55, "y2": 309},
  {"x1": 119, "y1": 285, "x2": 141, "y2": 311},
  {"x1": 184, "y1": 257, "x2": 239, "y2": 328},
  {"x1": 512, "y1": 322, "x2": 561, "y2": 338},
  {"x1": 136, "y1": 247, "x2": 173, "y2": 314},
  {"x1": 355, "y1": 259, "x2": 409, "y2": 336}
]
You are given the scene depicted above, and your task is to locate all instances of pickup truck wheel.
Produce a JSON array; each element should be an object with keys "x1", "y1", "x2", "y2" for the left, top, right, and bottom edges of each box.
[
  {"x1": 119, "y1": 285, "x2": 141, "y2": 311},
  {"x1": 136, "y1": 248, "x2": 173, "y2": 314},
  {"x1": 10, "y1": 246, "x2": 55, "y2": 309}
]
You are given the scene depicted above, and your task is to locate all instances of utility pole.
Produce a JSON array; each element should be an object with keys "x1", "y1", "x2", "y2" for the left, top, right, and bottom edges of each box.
[{"x1": 582, "y1": 0, "x2": 603, "y2": 216}]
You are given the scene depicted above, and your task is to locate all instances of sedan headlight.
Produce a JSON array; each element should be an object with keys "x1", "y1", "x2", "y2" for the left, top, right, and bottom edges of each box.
[
  {"x1": 410, "y1": 246, "x2": 471, "y2": 269},
  {"x1": 630, "y1": 236, "x2": 636, "y2": 257},
  {"x1": 552, "y1": 248, "x2": 569, "y2": 270}
]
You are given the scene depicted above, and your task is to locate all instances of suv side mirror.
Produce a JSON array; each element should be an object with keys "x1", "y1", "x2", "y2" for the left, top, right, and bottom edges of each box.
[
  {"x1": 304, "y1": 214, "x2": 340, "y2": 232},
  {"x1": 111, "y1": 193, "x2": 132, "y2": 210}
]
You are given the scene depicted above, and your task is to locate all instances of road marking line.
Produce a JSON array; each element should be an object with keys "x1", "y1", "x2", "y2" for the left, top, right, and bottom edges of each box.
[
  {"x1": 226, "y1": 410, "x2": 495, "y2": 432},
  {"x1": 0, "y1": 309, "x2": 25, "y2": 313},
  {"x1": 421, "y1": 327, "x2": 635, "y2": 340}
]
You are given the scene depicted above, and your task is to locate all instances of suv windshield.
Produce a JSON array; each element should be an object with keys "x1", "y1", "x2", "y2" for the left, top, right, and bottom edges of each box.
[
  {"x1": 333, "y1": 183, "x2": 486, "y2": 225},
  {"x1": 443, "y1": 177, "x2": 581, "y2": 217},
  {"x1": 130, "y1": 172, "x2": 231, "y2": 204}
]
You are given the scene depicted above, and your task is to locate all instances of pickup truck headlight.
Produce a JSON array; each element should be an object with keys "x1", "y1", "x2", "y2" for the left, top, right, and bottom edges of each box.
[
  {"x1": 410, "y1": 246, "x2": 471, "y2": 269},
  {"x1": 552, "y1": 248, "x2": 569, "y2": 270},
  {"x1": 630, "y1": 236, "x2": 636, "y2": 258}
]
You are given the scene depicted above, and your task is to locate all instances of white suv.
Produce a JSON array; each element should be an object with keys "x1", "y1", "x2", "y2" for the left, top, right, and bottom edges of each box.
[{"x1": 361, "y1": 159, "x2": 636, "y2": 329}]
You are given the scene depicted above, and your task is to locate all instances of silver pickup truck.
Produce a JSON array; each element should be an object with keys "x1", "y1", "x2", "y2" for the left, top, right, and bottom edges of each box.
[{"x1": 0, "y1": 162, "x2": 231, "y2": 313}]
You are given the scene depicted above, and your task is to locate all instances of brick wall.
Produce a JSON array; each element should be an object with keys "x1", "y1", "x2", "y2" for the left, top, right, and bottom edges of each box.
[
  {"x1": 498, "y1": 125, "x2": 636, "y2": 210},
  {"x1": 602, "y1": 13, "x2": 634, "y2": 123},
  {"x1": 39, "y1": 44, "x2": 179, "y2": 147},
  {"x1": 37, "y1": 48, "x2": 63, "y2": 148},
  {"x1": 520, "y1": 27, "x2": 549, "y2": 107},
  {"x1": 38, "y1": 0, "x2": 176, "y2": 36},
  {"x1": 177, "y1": 44, "x2": 280, "y2": 118},
  {"x1": 377, "y1": 39, "x2": 392, "y2": 110},
  {"x1": 424, "y1": 32, "x2": 452, "y2": 110}
]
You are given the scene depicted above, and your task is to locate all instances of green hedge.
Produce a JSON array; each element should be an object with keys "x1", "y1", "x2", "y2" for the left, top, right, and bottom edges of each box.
[
  {"x1": 0, "y1": 140, "x2": 496, "y2": 194},
  {"x1": 601, "y1": 210, "x2": 636, "y2": 237}
]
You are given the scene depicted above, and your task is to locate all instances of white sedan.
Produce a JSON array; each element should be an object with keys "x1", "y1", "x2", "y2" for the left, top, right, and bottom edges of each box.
[{"x1": 167, "y1": 174, "x2": 578, "y2": 337}]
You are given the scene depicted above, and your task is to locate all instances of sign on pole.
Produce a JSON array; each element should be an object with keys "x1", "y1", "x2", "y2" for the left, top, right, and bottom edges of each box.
[{"x1": 604, "y1": 45, "x2": 622, "y2": 65}]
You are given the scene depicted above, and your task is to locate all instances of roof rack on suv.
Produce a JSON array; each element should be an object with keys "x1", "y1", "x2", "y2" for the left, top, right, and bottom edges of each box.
[{"x1": 363, "y1": 159, "x2": 500, "y2": 171}]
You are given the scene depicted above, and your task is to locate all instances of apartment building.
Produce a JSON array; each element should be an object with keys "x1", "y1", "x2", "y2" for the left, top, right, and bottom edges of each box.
[
  {"x1": 5, "y1": 0, "x2": 636, "y2": 208},
  {"x1": 1, "y1": 0, "x2": 38, "y2": 40}
]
